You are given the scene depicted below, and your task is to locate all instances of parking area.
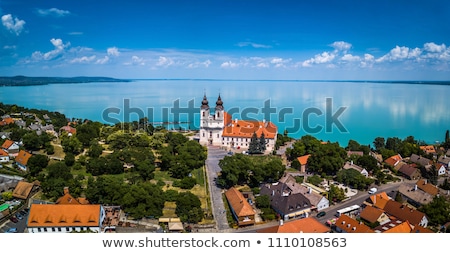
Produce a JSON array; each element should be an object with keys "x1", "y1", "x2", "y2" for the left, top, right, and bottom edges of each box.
[{"x1": 0, "y1": 206, "x2": 29, "y2": 233}]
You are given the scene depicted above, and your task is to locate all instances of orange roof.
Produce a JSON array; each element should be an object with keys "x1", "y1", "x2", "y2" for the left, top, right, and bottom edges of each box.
[
  {"x1": 380, "y1": 220, "x2": 412, "y2": 233},
  {"x1": 1, "y1": 139, "x2": 14, "y2": 149},
  {"x1": 369, "y1": 192, "x2": 391, "y2": 209},
  {"x1": 297, "y1": 154, "x2": 311, "y2": 165},
  {"x1": 27, "y1": 204, "x2": 102, "y2": 227},
  {"x1": 224, "y1": 187, "x2": 255, "y2": 217},
  {"x1": 56, "y1": 193, "x2": 82, "y2": 205},
  {"x1": 416, "y1": 179, "x2": 439, "y2": 196},
  {"x1": 15, "y1": 150, "x2": 32, "y2": 166},
  {"x1": 2, "y1": 117, "x2": 14, "y2": 124},
  {"x1": 60, "y1": 125, "x2": 77, "y2": 134},
  {"x1": 360, "y1": 205, "x2": 384, "y2": 223},
  {"x1": 12, "y1": 181, "x2": 35, "y2": 199},
  {"x1": 335, "y1": 214, "x2": 374, "y2": 233},
  {"x1": 257, "y1": 217, "x2": 330, "y2": 233},
  {"x1": 0, "y1": 149, "x2": 8, "y2": 156},
  {"x1": 420, "y1": 145, "x2": 436, "y2": 154},
  {"x1": 384, "y1": 154, "x2": 402, "y2": 167},
  {"x1": 222, "y1": 112, "x2": 277, "y2": 139}
]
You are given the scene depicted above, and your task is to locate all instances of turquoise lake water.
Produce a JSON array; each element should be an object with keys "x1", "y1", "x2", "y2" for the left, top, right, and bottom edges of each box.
[{"x1": 1, "y1": 80, "x2": 449, "y2": 147}]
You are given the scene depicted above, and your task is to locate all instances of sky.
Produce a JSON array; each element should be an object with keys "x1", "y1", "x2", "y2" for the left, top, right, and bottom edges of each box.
[{"x1": 0, "y1": 0, "x2": 449, "y2": 80}]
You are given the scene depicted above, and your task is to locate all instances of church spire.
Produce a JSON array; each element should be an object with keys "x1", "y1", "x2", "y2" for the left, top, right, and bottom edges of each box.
[
  {"x1": 201, "y1": 93, "x2": 209, "y2": 109},
  {"x1": 215, "y1": 94, "x2": 224, "y2": 111}
]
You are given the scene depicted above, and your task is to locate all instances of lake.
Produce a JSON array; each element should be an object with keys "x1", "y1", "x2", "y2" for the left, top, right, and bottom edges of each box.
[{"x1": 1, "y1": 80, "x2": 449, "y2": 147}]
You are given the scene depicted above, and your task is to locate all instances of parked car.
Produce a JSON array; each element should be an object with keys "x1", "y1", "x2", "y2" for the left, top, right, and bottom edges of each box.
[
  {"x1": 15, "y1": 213, "x2": 23, "y2": 220},
  {"x1": 9, "y1": 216, "x2": 18, "y2": 223},
  {"x1": 368, "y1": 187, "x2": 378, "y2": 194},
  {"x1": 5, "y1": 228, "x2": 18, "y2": 233},
  {"x1": 316, "y1": 211, "x2": 326, "y2": 218},
  {"x1": 19, "y1": 210, "x2": 27, "y2": 216}
]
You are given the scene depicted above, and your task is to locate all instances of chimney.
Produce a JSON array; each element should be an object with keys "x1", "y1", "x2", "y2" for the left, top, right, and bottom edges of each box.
[
  {"x1": 63, "y1": 187, "x2": 69, "y2": 195},
  {"x1": 424, "y1": 179, "x2": 427, "y2": 184},
  {"x1": 351, "y1": 160, "x2": 353, "y2": 165},
  {"x1": 414, "y1": 184, "x2": 417, "y2": 191},
  {"x1": 279, "y1": 220, "x2": 284, "y2": 226},
  {"x1": 308, "y1": 187, "x2": 312, "y2": 194}
]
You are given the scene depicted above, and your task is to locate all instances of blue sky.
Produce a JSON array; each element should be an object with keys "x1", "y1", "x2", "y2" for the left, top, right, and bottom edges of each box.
[{"x1": 0, "y1": 0, "x2": 449, "y2": 80}]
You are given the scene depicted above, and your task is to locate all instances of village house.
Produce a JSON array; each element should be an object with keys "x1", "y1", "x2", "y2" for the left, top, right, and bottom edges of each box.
[
  {"x1": 437, "y1": 154, "x2": 450, "y2": 169},
  {"x1": 384, "y1": 154, "x2": 404, "y2": 170},
  {"x1": 60, "y1": 125, "x2": 77, "y2": 136},
  {"x1": 27, "y1": 204, "x2": 105, "y2": 233},
  {"x1": 342, "y1": 161, "x2": 369, "y2": 177},
  {"x1": 420, "y1": 145, "x2": 437, "y2": 155},
  {"x1": 373, "y1": 219, "x2": 413, "y2": 233},
  {"x1": 224, "y1": 187, "x2": 256, "y2": 226},
  {"x1": 12, "y1": 180, "x2": 39, "y2": 200},
  {"x1": 56, "y1": 187, "x2": 90, "y2": 205},
  {"x1": 434, "y1": 162, "x2": 447, "y2": 176},
  {"x1": 359, "y1": 205, "x2": 390, "y2": 225},
  {"x1": 0, "y1": 149, "x2": 9, "y2": 163},
  {"x1": 364, "y1": 191, "x2": 392, "y2": 209},
  {"x1": 409, "y1": 154, "x2": 432, "y2": 168},
  {"x1": 383, "y1": 199, "x2": 429, "y2": 227},
  {"x1": 334, "y1": 214, "x2": 374, "y2": 233},
  {"x1": 398, "y1": 163, "x2": 421, "y2": 180},
  {"x1": 1, "y1": 139, "x2": 20, "y2": 155},
  {"x1": 257, "y1": 217, "x2": 330, "y2": 233},
  {"x1": 198, "y1": 94, "x2": 278, "y2": 153},
  {"x1": 296, "y1": 154, "x2": 311, "y2": 173},
  {"x1": 15, "y1": 150, "x2": 32, "y2": 171},
  {"x1": 0, "y1": 117, "x2": 14, "y2": 126}
]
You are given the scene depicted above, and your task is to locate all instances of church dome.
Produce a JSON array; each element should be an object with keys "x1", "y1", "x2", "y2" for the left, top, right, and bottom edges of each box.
[
  {"x1": 201, "y1": 94, "x2": 209, "y2": 109},
  {"x1": 215, "y1": 94, "x2": 224, "y2": 110}
]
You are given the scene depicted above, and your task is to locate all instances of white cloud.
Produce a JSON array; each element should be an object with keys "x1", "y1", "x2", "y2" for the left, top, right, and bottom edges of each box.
[
  {"x1": 220, "y1": 61, "x2": 239, "y2": 68},
  {"x1": 3, "y1": 45, "x2": 16, "y2": 50},
  {"x1": 31, "y1": 38, "x2": 70, "y2": 61},
  {"x1": 330, "y1": 41, "x2": 352, "y2": 52},
  {"x1": 237, "y1": 41, "x2": 272, "y2": 49},
  {"x1": 302, "y1": 52, "x2": 336, "y2": 67},
  {"x1": 424, "y1": 42, "x2": 446, "y2": 53},
  {"x1": 1, "y1": 14, "x2": 26, "y2": 35},
  {"x1": 96, "y1": 56, "x2": 110, "y2": 64},
  {"x1": 70, "y1": 55, "x2": 96, "y2": 63},
  {"x1": 107, "y1": 47, "x2": 120, "y2": 57},
  {"x1": 341, "y1": 54, "x2": 360, "y2": 62},
  {"x1": 156, "y1": 56, "x2": 174, "y2": 67},
  {"x1": 376, "y1": 45, "x2": 422, "y2": 62},
  {"x1": 270, "y1": 57, "x2": 291, "y2": 68},
  {"x1": 187, "y1": 59, "x2": 211, "y2": 68},
  {"x1": 68, "y1": 32, "x2": 83, "y2": 36},
  {"x1": 36, "y1": 8, "x2": 71, "y2": 17}
]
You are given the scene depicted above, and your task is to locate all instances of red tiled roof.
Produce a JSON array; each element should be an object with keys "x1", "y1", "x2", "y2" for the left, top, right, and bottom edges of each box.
[
  {"x1": 416, "y1": 179, "x2": 439, "y2": 196},
  {"x1": 335, "y1": 214, "x2": 373, "y2": 233},
  {"x1": 1, "y1": 139, "x2": 14, "y2": 149},
  {"x1": 384, "y1": 154, "x2": 402, "y2": 167},
  {"x1": 0, "y1": 149, "x2": 8, "y2": 156},
  {"x1": 15, "y1": 150, "x2": 32, "y2": 166},
  {"x1": 222, "y1": 112, "x2": 277, "y2": 139},
  {"x1": 27, "y1": 204, "x2": 102, "y2": 227},
  {"x1": 369, "y1": 192, "x2": 391, "y2": 209},
  {"x1": 224, "y1": 187, "x2": 255, "y2": 217},
  {"x1": 297, "y1": 154, "x2": 311, "y2": 165},
  {"x1": 257, "y1": 217, "x2": 330, "y2": 233},
  {"x1": 360, "y1": 205, "x2": 384, "y2": 223}
]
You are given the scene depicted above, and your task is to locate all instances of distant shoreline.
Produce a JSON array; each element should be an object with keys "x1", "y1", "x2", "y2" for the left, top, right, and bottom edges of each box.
[
  {"x1": 1, "y1": 76, "x2": 449, "y2": 87},
  {"x1": 0, "y1": 76, "x2": 131, "y2": 86}
]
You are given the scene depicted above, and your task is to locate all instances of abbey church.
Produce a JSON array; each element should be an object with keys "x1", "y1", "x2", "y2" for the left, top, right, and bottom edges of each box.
[{"x1": 198, "y1": 94, "x2": 278, "y2": 153}]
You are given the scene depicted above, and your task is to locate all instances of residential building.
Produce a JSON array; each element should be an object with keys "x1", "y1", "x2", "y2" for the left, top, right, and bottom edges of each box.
[
  {"x1": 15, "y1": 150, "x2": 32, "y2": 171},
  {"x1": 383, "y1": 200, "x2": 428, "y2": 227},
  {"x1": 438, "y1": 155, "x2": 450, "y2": 169},
  {"x1": 56, "y1": 187, "x2": 90, "y2": 205},
  {"x1": 384, "y1": 154, "x2": 404, "y2": 170},
  {"x1": 398, "y1": 163, "x2": 421, "y2": 180},
  {"x1": 334, "y1": 214, "x2": 374, "y2": 233},
  {"x1": 224, "y1": 187, "x2": 256, "y2": 226},
  {"x1": 360, "y1": 205, "x2": 390, "y2": 225},
  {"x1": 199, "y1": 94, "x2": 277, "y2": 153},
  {"x1": 343, "y1": 161, "x2": 369, "y2": 177},
  {"x1": 1, "y1": 139, "x2": 20, "y2": 154},
  {"x1": 364, "y1": 191, "x2": 391, "y2": 209},
  {"x1": 0, "y1": 149, "x2": 9, "y2": 163},
  {"x1": 398, "y1": 181, "x2": 435, "y2": 207},
  {"x1": 27, "y1": 204, "x2": 105, "y2": 233},
  {"x1": 373, "y1": 219, "x2": 412, "y2": 233},
  {"x1": 420, "y1": 145, "x2": 436, "y2": 155},
  {"x1": 409, "y1": 154, "x2": 431, "y2": 167},
  {"x1": 434, "y1": 163, "x2": 447, "y2": 176},
  {"x1": 296, "y1": 154, "x2": 311, "y2": 173},
  {"x1": 12, "y1": 181, "x2": 38, "y2": 200},
  {"x1": 257, "y1": 217, "x2": 330, "y2": 233}
]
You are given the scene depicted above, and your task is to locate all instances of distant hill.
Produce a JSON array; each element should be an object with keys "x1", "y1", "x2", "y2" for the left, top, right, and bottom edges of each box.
[{"x1": 0, "y1": 76, "x2": 131, "y2": 86}]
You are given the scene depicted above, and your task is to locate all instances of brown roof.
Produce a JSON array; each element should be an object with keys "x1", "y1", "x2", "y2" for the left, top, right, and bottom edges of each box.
[
  {"x1": 12, "y1": 181, "x2": 35, "y2": 199},
  {"x1": 416, "y1": 179, "x2": 439, "y2": 196},
  {"x1": 360, "y1": 205, "x2": 384, "y2": 223},
  {"x1": 257, "y1": 217, "x2": 330, "y2": 233},
  {"x1": 224, "y1": 187, "x2": 255, "y2": 217},
  {"x1": 398, "y1": 164, "x2": 418, "y2": 177},
  {"x1": 335, "y1": 214, "x2": 374, "y2": 233},
  {"x1": 15, "y1": 150, "x2": 32, "y2": 166},
  {"x1": 297, "y1": 154, "x2": 311, "y2": 165},
  {"x1": 27, "y1": 204, "x2": 102, "y2": 228},
  {"x1": 222, "y1": 112, "x2": 277, "y2": 139},
  {"x1": 1, "y1": 139, "x2": 14, "y2": 149},
  {"x1": 420, "y1": 145, "x2": 436, "y2": 154},
  {"x1": 369, "y1": 192, "x2": 391, "y2": 209},
  {"x1": 383, "y1": 200, "x2": 426, "y2": 226},
  {"x1": 412, "y1": 225, "x2": 434, "y2": 233},
  {"x1": 0, "y1": 149, "x2": 8, "y2": 156}
]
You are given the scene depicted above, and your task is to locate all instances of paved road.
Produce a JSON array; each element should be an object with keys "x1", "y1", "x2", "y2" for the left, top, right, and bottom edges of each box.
[{"x1": 205, "y1": 146, "x2": 230, "y2": 231}]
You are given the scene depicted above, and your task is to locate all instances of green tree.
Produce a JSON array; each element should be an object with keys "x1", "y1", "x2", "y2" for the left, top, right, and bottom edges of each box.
[
  {"x1": 76, "y1": 122, "x2": 100, "y2": 147},
  {"x1": 88, "y1": 143, "x2": 104, "y2": 158},
  {"x1": 328, "y1": 184, "x2": 346, "y2": 202},
  {"x1": 255, "y1": 195, "x2": 270, "y2": 209},
  {"x1": 259, "y1": 132, "x2": 266, "y2": 153},
  {"x1": 373, "y1": 137, "x2": 385, "y2": 151},
  {"x1": 419, "y1": 196, "x2": 450, "y2": 227},
  {"x1": 248, "y1": 132, "x2": 260, "y2": 154},
  {"x1": 27, "y1": 154, "x2": 49, "y2": 177},
  {"x1": 64, "y1": 152, "x2": 75, "y2": 167},
  {"x1": 175, "y1": 192, "x2": 204, "y2": 223},
  {"x1": 22, "y1": 131, "x2": 43, "y2": 151}
]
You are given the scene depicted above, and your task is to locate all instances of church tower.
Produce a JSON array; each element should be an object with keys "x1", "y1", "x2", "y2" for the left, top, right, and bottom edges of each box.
[{"x1": 199, "y1": 93, "x2": 225, "y2": 146}]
